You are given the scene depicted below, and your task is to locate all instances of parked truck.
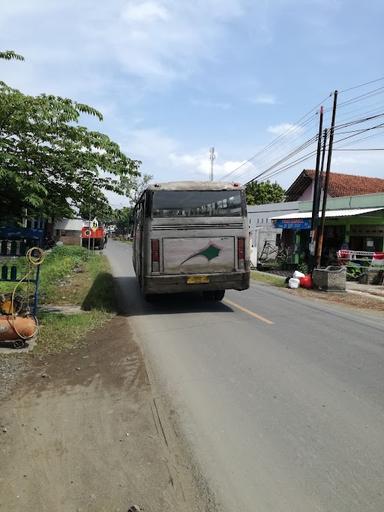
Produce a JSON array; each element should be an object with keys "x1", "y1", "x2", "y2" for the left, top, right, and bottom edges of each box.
[{"x1": 81, "y1": 226, "x2": 107, "y2": 250}]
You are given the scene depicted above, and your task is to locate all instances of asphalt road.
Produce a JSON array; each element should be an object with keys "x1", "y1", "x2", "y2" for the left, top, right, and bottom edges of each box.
[{"x1": 107, "y1": 240, "x2": 384, "y2": 512}]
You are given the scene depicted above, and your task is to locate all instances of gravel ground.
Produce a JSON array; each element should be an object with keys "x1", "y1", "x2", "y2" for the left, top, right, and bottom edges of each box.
[{"x1": 0, "y1": 355, "x2": 28, "y2": 402}]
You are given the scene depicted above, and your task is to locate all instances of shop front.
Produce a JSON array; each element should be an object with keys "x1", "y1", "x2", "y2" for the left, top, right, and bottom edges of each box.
[{"x1": 272, "y1": 207, "x2": 384, "y2": 266}]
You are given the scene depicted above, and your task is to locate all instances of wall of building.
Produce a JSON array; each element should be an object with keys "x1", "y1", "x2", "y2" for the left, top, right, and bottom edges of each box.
[
  {"x1": 247, "y1": 202, "x2": 299, "y2": 263},
  {"x1": 54, "y1": 218, "x2": 84, "y2": 245},
  {"x1": 54, "y1": 218, "x2": 84, "y2": 231},
  {"x1": 299, "y1": 192, "x2": 384, "y2": 212},
  {"x1": 299, "y1": 183, "x2": 314, "y2": 201}
]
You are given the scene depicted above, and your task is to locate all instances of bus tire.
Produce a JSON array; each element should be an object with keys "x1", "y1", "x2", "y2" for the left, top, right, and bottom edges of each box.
[
  {"x1": 213, "y1": 290, "x2": 225, "y2": 301},
  {"x1": 144, "y1": 293, "x2": 157, "y2": 303},
  {"x1": 203, "y1": 290, "x2": 225, "y2": 301}
]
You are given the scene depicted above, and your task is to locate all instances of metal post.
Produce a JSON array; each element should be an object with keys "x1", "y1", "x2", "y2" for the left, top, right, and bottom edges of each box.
[
  {"x1": 33, "y1": 264, "x2": 41, "y2": 317},
  {"x1": 316, "y1": 90, "x2": 338, "y2": 268},
  {"x1": 209, "y1": 147, "x2": 215, "y2": 181}
]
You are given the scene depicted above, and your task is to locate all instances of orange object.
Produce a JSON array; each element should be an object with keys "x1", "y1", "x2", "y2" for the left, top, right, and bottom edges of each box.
[
  {"x1": 0, "y1": 316, "x2": 37, "y2": 341},
  {"x1": 81, "y1": 226, "x2": 105, "y2": 239},
  {"x1": 299, "y1": 274, "x2": 313, "y2": 289}
]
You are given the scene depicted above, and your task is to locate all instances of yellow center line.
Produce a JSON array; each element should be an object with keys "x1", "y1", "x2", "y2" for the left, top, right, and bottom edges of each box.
[{"x1": 224, "y1": 298, "x2": 274, "y2": 325}]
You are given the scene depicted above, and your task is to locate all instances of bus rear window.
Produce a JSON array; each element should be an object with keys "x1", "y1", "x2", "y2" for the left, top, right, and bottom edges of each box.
[{"x1": 152, "y1": 190, "x2": 243, "y2": 217}]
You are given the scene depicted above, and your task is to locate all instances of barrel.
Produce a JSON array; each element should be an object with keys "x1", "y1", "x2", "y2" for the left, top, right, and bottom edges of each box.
[{"x1": 0, "y1": 316, "x2": 37, "y2": 341}]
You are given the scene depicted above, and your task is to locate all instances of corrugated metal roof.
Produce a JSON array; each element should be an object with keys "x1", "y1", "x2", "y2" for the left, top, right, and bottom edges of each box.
[{"x1": 271, "y1": 207, "x2": 384, "y2": 220}]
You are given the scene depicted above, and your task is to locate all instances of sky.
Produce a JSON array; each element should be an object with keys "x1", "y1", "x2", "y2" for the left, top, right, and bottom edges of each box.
[{"x1": 1, "y1": 0, "x2": 383, "y2": 207}]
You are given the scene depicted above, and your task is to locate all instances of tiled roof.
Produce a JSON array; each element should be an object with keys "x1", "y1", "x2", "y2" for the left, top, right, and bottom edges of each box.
[{"x1": 285, "y1": 169, "x2": 384, "y2": 201}]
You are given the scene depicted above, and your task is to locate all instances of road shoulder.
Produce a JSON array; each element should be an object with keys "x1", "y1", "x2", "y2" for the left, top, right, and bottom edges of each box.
[{"x1": 0, "y1": 315, "x2": 207, "y2": 512}]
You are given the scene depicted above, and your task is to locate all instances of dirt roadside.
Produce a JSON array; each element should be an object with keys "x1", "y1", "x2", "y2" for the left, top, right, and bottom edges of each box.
[{"x1": 0, "y1": 316, "x2": 208, "y2": 512}]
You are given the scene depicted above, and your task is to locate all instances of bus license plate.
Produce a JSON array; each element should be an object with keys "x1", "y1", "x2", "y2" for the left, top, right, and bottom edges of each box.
[{"x1": 187, "y1": 275, "x2": 209, "y2": 284}]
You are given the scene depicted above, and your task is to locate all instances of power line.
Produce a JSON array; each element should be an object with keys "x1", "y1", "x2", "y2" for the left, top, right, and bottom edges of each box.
[
  {"x1": 332, "y1": 126, "x2": 384, "y2": 149},
  {"x1": 339, "y1": 75, "x2": 384, "y2": 94},
  {"x1": 220, "y1": 93, "x2": 333, "y2": 181},
  {"x1": 220, "y1": 115, "x2": 316, "y2": 180},
  {"x1": 333, "y1": 86, "x2": 384, "y2": 110},
  {"x1": 246, "y1": 122, "x2": 384, "y2": 185},
  {"x1": 229, "y1": 80, "x2": 384, "y2": 186},
  {"x1": 334, "y1": 148, "x2": 384, "y2": 151},
  {"x1": 222, "y1": 114, "x2": 320, "y2": 182},
  {"x1": 247, "y1": 134, "x2": 318, "y2": 183},
  {"x1": 245, "y1": 149, "x2": 317, "y2": 185},
  {"x1": 248, "y1": 113, "x2": 384, "y2": 184}
]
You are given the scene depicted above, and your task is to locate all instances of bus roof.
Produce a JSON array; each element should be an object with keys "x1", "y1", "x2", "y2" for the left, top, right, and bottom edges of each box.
[{"x1": 147, "y1": 181, "x2": 244, "y2": 191}]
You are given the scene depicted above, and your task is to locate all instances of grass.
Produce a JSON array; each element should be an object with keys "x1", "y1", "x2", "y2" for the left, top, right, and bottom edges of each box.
[
  {"x1": 251, "y1": 270, "x2": 286, "y2": 287},
  {"x1": 1, "y1": 245, "x2": 117, "y2": 354},
  {"x1": 36, "y1": 310, "x2": 113, "y2": 354}
]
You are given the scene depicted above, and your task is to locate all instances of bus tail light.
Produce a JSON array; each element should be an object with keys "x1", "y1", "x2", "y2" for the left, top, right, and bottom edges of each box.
[
  {"x1": 238, "y1": 237, "x2": 245, "y2": 270},
  {"x1": 151, "y1": 239, "x2": 160, "y2": 272}
]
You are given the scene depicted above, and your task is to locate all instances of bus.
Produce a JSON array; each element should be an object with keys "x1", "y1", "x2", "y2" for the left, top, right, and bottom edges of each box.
[{"x1": 132, "y1": 181, "x2": 250, "y2": 301}]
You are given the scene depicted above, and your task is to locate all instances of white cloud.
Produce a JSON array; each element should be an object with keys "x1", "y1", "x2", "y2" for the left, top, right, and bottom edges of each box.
[
  {"x1": 121, "y1": 1, "x2": 169, "y2": 22},
  {"x1": 124, "y1": 128, "x2": 178, "y2": 164},
  {"x1": 169, "y1": 149, "x2": 255, "y2": 180},
  {"x1": 191, "y1": 98, "x2": 231, "y2": 110},
  {"x1": 267, "y1": 123, "x2": 304, "y2": 136},
  {"x1": 0, "y1": 0, "x2": 250, "y2": 99},
  {"x1": 91, "y1": 0, "x2": 248, "y2": 85},
  {"x1": 331, "y1": 150, "x2": 384, "y2": 178},
  {"x1": 122, "y1": 127, "x2": 255, "y2": 181},
  {"x1": 250, "y1": 94, "x2": 277, "y2": 105}
]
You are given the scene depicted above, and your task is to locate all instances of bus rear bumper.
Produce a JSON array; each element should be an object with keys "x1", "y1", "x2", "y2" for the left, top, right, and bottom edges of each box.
[{"x1": 144, "y1": 271, "x2": 250, "y2": 294}]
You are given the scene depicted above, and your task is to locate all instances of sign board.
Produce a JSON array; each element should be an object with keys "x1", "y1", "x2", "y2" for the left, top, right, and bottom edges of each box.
[
  {"x1": 91, "y1": 218, "x2": 99, "y2": 232},
  {"x1": 274, "y1": 218, "x2": 311, "y2": 230}
]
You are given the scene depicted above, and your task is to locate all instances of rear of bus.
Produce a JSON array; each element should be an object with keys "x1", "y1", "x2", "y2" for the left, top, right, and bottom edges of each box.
[{"x1": 136, "y1": 181, "x2": 250, "y2": 300}]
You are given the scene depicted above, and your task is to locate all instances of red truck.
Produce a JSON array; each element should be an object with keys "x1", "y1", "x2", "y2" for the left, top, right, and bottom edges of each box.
[{"x1": 81, "y1": 226, "x2": 107, "y2": 249}]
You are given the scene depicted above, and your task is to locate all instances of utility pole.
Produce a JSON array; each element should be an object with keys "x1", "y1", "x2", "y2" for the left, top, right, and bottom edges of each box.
[
  {"x1": 313, "y1": 128, "x2": 328, "y2": 265},
  {"x1": 88, "y1": 207, "x2": 91, "y2": 252},
  {"x1": 309, "y1": 106, "x2": 324, "y2": 268},
  {"x1": 209, "y1": 147, "x2": 215, "y2": 181},
  {"x1": 315, "y1": 90, "x2": 338, "y2": 268}
]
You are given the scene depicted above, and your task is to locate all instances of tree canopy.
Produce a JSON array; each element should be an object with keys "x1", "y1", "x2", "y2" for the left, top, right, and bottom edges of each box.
[
  {"x1": 0, "y1": 52, "x2": 140, "y2": 223},
  {"x1": 245, "y1": 180, "x2": 285, "y2": 205}
]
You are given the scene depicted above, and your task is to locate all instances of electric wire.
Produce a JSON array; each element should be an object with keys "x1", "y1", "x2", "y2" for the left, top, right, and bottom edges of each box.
[
  {"x1": 220, "y1": 93, "x2": 333, "y2": 180},
  {"x1": 334, "y1": 148, "x2": 384, "y2": 151},
  {"x1": 229, "y1": 80, "x2": 384, "y2": 186},
  {"x1": 247, "y1": 123, "x2": 384, "y2": 184},
  {"x1": 220, "y1": 114, "x2": 317, "y2": 180},
  {"x1": 245, "y1": 112, "x2": 384, "y2": 184},
  {"x1": 339, "y1": 75, "x2": 384, "y2": 94}
]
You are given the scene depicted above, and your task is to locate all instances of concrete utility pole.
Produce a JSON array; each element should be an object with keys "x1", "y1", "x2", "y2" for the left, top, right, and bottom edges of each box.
[
  {"x1": 313, "y1": 128, "x2": 328, "y2": 266},
  {"x1": 311, "y1": 106, "x2": 324, "y2": 231},
  {"x1": 316, "y1": 90, "x2": 338, "y2": 268},
  {"x1": 309, "y1": 106, "x2": 324, "y2": 269},
  {"x1": 209, "y1": 147, "x2": 215, "y2": 181}
]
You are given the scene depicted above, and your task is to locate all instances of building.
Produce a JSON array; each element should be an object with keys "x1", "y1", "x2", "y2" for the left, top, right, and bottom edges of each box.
[
  {"x1": 272, "y1": 192, "x2": 384, "y2": 265},
  {"x1": 54, "y1": 218, "x2": 84, "y2": 245},
  {"x1": 248, "y1": 170, "x2": 384, "y2": 267},
  {"x1": 248, "y1": 201, "x2": 299, "y2": 266},
  {"x1": 285, "y1": 169, "x2": 384, "y2": 202}
]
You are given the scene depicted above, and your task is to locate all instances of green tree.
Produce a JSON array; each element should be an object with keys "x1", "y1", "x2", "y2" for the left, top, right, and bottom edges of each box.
[
  {"x1": 0, "y1": 52, "x2": 140, "y2": 223},
  {"x1": 245, "y1": 180, "x2": 285, "y2": 205},
  {"x1": 120, "y1": 172, "x2": 153, "y2": 204},
  {"x1": 112, "y1": 206, "x2": 133, "y2": 235}
]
